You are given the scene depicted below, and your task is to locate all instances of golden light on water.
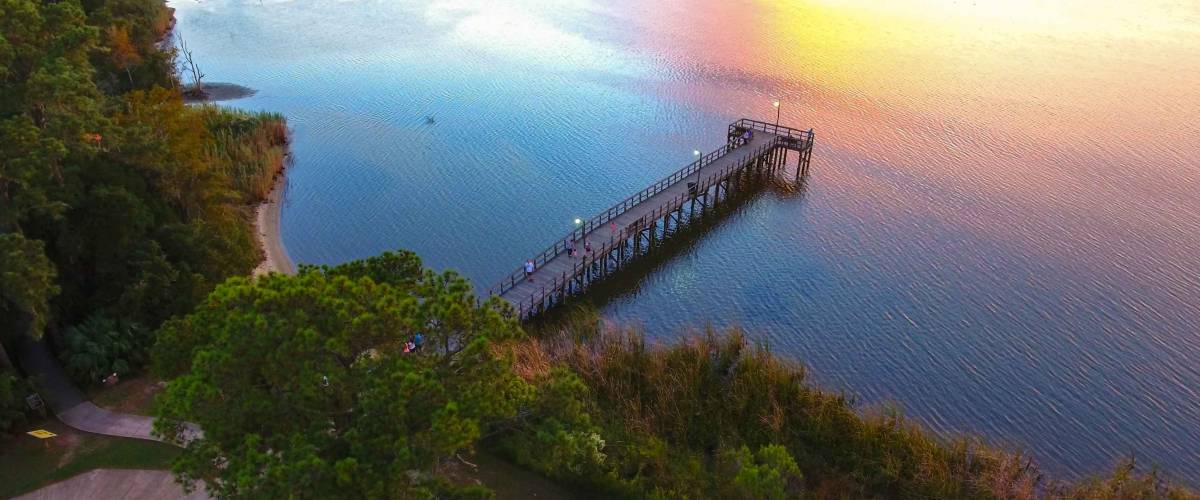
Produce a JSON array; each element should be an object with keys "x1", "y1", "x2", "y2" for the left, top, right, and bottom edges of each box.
[
  {"x1": 642, "y1": 0, "x2": 1198, "y2": 171},
  {"x1": 623, "y1": 0, "x2": 1200, "y2": 257}
]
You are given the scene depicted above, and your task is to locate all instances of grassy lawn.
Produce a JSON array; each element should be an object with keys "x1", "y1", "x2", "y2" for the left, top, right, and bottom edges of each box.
[
  {"x1": 0, "y1": 418, "x2": 179, "y2": 498},
  {"x1": 87, "y1": 374, "x2": 163, "y2": 416}
]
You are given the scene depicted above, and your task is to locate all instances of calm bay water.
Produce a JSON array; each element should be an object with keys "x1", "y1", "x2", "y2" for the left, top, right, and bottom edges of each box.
[{"x1": 171, "y1": 0, "x2": 1200, "y2": 483}]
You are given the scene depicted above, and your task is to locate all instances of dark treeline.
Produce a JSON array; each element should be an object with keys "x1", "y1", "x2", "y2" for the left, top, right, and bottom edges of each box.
[{"x1": 0, "y1": 0, "x2": 287, "y2": 422}]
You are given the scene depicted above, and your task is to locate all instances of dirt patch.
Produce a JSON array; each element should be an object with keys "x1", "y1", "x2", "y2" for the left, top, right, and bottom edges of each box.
[
  {"x1": 53, "y1": 431, "x2": 83, "y2": 468},
  {"x1": 88, "y1": 375, "x2": 163, "y2": 416}
]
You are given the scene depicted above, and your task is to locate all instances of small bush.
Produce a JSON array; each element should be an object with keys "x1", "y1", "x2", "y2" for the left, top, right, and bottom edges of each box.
[{"x1": 720, "y1": 444, "x2": 804, "y2": 500}]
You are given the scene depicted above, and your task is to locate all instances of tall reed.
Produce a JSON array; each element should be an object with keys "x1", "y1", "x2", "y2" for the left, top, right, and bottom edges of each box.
[
  {"x1": 199, "y1": 106, "x2": 289, "y2": 204},
  {"x1": 502, "y1": 311, "x2": 1196, "y2": 498}
]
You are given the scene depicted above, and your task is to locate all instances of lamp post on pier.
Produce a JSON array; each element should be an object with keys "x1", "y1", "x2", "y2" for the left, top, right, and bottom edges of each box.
[
  {"x1": 773, "y1": 100, "x2": 781, "y2": 128},
  {"x1": 692, "y1": 149, "x2": 702, "y2": 190}
]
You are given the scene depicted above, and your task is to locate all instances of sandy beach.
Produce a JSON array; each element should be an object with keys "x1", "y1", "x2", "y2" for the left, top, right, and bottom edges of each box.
[{"x1": 252, "y1": 171, "x2": 296, "y2": 276}]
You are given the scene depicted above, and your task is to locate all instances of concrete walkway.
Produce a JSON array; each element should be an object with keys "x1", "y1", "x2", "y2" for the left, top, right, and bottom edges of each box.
[
  {"x1": 16, "y1": 337, "x2": 202, "y2": 443},
  {"x1": 56, "y1": 401, "x2": 158, "y2": 440},
  {"x1": 15, "y1": 469, "x2": 208, "y2": 500},
  {"x1": 14, "y1": 338, "x2": 208, "y2": 499}
]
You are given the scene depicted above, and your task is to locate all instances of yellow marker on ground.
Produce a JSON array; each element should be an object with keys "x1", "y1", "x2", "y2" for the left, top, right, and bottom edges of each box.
[{"x1": 27, "y1": 429, "x2": 57, "y2": 439}]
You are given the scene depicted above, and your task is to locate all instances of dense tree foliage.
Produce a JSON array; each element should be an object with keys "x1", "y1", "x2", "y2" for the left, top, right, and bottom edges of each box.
[
  {"x1": 152, "y1": 251, "x2": 526, "y2": 498},
  {"x1": 0, "y1": 372, "x2": 31, "y2": 433},
  {"x1": 1, "y1": 0, "x2": 286, "y2": 381},
  {"x1": 60, "y1": 313, "x2": 149, "y2": 385},
  {"x1": 0, "y1": 233, "x2": 58, "y2": 341}
]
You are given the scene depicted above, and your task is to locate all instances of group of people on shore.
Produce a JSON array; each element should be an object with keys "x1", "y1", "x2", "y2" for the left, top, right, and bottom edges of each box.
[{"x1": 402, "y1": 332, "x2": 424, "y2": 353}]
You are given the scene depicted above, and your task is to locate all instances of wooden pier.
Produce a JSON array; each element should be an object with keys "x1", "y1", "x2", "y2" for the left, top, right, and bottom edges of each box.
[{"x1": 487, "y1": 119, "x2": 815, "y2": 320}]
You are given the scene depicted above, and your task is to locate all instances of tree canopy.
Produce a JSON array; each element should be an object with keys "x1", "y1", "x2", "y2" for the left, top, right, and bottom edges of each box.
[
  {"x1": 0, "y1": 233, "x2": 59, "y2": 340},
  {"x1": 1, "y1": 0, "x2": 286, "y2": 377},
  {"x1": 153, "y1": 251, "x2": 529, "y2": 498}
]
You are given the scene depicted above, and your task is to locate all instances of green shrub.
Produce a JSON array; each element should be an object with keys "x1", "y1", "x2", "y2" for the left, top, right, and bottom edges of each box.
[
  {"x1": 0, "y1": 372, "x2": 31, "y2": 433},
  {"x1": 720, "y1": 444, "x2": 803, "y2": 500},
  {"x1": 60, "y1": 314, "x2": 149, "y2": 385}
]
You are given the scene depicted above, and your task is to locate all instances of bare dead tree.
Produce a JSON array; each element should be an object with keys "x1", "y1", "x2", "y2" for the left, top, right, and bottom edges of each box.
[{"x1": 177, "y1": 32, "x2": 206, "y2": 97}]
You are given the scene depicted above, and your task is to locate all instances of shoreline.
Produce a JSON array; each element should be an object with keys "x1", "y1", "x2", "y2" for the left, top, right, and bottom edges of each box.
[
  {"x1": 182, "y1": 82, "x2": 256, "y2": 103},
  {"x1": 252, "y1": 170, "x2": 296, "y2": 276}
]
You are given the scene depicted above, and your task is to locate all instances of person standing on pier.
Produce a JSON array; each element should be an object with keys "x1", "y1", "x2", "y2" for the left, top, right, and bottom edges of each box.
[
  {"x1": 567, "y1": 238, "x2": 577, "y2": 258},
  {"x1": 584, "y1": 240, "x2": 592, "y2": 254},
  {"x1": 525, "y1": 259, "x2": 535, "y2": 282}
]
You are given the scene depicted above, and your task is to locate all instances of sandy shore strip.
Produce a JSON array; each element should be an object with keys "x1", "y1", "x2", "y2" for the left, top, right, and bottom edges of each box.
[{"x1": 253, "y1": 171, "x2": 296, "y2": 276}]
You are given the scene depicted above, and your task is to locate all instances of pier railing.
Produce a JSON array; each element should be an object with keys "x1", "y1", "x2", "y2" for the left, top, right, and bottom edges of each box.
[
  {"x1": 487, "y1": 135, "x2": 781, "y2": 299},
  {"x1": 730, "y1": 119, "x2": 814, "y2": 146},
  {"x1": 508, "y1": 138, "x2": 780, "y2": 318}
]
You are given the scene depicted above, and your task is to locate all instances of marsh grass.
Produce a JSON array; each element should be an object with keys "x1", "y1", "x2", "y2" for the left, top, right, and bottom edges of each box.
[
  {"x1": 500, "y1": 309, "x2": 1195, "y2": 498},
  {"x1": 199, "y1": 106, "x2": 289, "y2": 204}
]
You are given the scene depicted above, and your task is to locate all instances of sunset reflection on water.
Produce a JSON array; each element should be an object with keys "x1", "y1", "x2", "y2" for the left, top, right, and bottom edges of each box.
[{"x1": 172, "y1": 0, "x2": 1200, "y2": 482}]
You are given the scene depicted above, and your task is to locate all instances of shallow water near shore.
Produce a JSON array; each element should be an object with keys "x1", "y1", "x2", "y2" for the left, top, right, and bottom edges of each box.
[{"x1": 170, "y1": 0, "x2": 1200, "y2": 484}]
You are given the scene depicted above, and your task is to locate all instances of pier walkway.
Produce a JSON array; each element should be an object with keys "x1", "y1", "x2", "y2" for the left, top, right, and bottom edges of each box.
[{"x1": 488, "y1": 119, "x2": 814, "y2": 320}]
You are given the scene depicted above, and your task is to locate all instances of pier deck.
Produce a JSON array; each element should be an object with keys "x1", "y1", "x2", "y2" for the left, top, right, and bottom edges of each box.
[{"x1": 488, "y1": 119, "x2": 815, "y2": 320}]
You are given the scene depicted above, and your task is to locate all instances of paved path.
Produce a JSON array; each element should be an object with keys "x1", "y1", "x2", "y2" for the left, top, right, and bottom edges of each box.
[
  {"x1": 56, "y1": 401, "x2": 159, "y2": 441},
  {"x1": 16, "y1": 337, "x2": 201, "y2": 443},
  {"x1": 14, "y1": 339, "x2": 207, "y2": 500},
  {"x1": 15, "y1": 469, "x2": 208, "y2": 500}
]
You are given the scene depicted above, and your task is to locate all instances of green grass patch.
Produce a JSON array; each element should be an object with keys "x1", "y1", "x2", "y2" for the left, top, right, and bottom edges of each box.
[{"x1": 0, "y1": 419, "x2": 180, "y2": 498}]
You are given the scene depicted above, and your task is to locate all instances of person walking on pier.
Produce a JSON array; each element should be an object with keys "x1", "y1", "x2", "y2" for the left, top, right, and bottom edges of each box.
[
  {"x1": 584, "y1": 240, "x2": 592, "y2": 255},
  {"x1": 567, "y1": 238, "x2": 577, "y2": 258},
  {"x1": 524, "y1": 259, "x2": 535, "y2": 282}
]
